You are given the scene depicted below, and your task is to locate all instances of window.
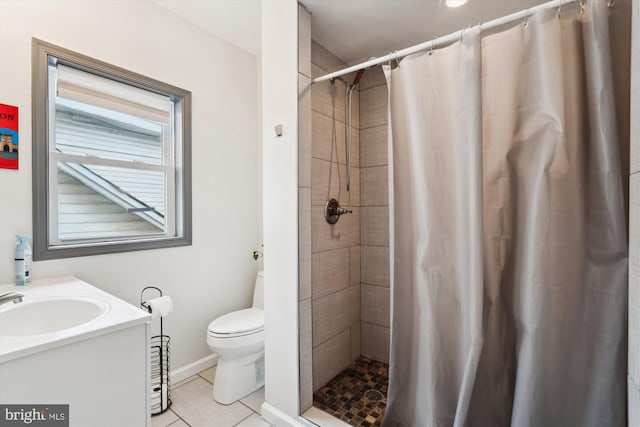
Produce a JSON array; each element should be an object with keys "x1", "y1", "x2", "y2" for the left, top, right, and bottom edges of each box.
[{"x1": 32, "y1": 39, "x2": 192, "y2": 260}]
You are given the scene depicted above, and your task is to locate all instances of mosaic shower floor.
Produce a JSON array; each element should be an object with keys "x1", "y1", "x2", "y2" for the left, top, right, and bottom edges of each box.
[{"x1": 313, "y1": 357, "x2": 389, "y2": 427}]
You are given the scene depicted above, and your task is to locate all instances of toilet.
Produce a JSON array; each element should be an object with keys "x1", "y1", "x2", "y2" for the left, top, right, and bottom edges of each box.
[{"x1": 207, "y1": 270, "x2": 265, "y2": 405}]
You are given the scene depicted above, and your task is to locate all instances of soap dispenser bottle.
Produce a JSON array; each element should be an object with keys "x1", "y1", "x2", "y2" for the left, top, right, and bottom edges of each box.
[{"x1": 15, "y1": 235, "x2": 32, "y2": 286}]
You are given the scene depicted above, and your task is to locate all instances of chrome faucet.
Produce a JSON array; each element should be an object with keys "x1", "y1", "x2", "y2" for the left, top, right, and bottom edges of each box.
[
  {"x1": 0, "y1": 292, "x2": 24, "y2": 306},
  {"x1": 324, "y1": 198, "x2": 353, "y2": 224}
]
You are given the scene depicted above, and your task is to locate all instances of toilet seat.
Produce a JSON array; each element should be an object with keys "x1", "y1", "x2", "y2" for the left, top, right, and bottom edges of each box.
[{"x1": 208, "y1": 308, "x2": 264, "y2": 338}]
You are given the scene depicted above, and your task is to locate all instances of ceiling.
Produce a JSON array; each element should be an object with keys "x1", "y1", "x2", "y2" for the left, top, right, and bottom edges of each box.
[{"x1": 154, "y1": 0, "x2": 550, "y2": 65}]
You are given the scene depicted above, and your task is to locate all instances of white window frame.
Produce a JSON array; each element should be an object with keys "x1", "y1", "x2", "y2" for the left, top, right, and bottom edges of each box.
[{"x1": 32, "y1": 39, "x2": 192, "y2": 260}]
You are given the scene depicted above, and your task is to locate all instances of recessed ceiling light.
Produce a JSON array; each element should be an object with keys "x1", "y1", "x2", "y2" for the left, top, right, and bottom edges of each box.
[{"x1": 446, "y1": 0, "x2": 468, "y2": 7}]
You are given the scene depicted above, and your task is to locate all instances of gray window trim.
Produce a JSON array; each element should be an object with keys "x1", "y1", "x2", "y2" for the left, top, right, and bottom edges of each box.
[{"x1": 32, "y1": 38, "x2": 192, "y2": 261}]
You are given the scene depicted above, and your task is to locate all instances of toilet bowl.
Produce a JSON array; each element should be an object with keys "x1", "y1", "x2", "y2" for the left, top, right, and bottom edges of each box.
[{"x1": 207, "y1": 271, "x2": 264, "y2": 404}]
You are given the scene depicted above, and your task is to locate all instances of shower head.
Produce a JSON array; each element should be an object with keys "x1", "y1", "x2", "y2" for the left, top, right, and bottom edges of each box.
[
  {"x1": 349, "y1": 57, "x2": 375, "y2": 88},
  {"x1": 351, "y1": 69, "x2": 366, "y2": 87},
  {"x1": 332, "y1": 72, "x2": 364, "y2": 91},
  {"x1": 331, "y1": 57, "x2": 376, "y2": 88}
]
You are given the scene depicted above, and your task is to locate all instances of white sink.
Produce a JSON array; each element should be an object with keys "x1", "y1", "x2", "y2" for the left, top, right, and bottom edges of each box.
[
  {"x1": 0, "y1": 276, "x2": 150, "y2": 363},
  {"x1": 0, "y1": 277, "x2": 151, "y2": 426},
  {"x1": 0, "y1": 297, "x2": 110, "y2": 337}
]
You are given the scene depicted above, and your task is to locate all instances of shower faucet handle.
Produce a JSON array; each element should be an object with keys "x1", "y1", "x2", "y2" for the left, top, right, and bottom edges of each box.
[
  {"x1": 334, "y1": 206, "x2": 352, "y2": 215},
  {"x1": 324, "y1": 198, "x2": 352, "y2": 224}
]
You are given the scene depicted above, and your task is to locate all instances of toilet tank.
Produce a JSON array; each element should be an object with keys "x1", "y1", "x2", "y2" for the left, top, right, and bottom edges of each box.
[{"x1": 252, "y1": 270, "x2": 264, "y2": 309}]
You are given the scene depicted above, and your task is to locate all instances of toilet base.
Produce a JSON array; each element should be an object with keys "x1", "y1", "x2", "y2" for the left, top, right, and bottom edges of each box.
[{"x1": 213, "y1": 350, "x2": 265, "y2": 405}]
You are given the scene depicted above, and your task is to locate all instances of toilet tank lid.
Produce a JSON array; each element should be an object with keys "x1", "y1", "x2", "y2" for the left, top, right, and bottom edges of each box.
[{"x1": 209, "y1": 308, "x2": 264, "y2": 335}]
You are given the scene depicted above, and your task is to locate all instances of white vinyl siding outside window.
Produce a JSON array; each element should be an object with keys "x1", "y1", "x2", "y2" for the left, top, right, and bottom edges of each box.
[
  {"x1": 32, "y1": 39, "x2": 191, "y2": 260},
  {"x1": 50, "y1": 64, "x2": 175, "y2": 243}
]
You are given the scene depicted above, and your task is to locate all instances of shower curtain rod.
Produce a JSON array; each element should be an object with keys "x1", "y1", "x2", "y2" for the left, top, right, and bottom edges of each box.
[{"x1": 312, "y1": 0, "x2": 579, "y2": 84}]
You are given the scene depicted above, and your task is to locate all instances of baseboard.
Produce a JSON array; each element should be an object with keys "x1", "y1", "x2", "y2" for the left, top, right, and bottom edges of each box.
[
  {"x1": 171, "y1": 354, "x2": 218, "y2": 384},
  {"x1": 261, "y1": 402, "x2": 308, "y2": 427}
]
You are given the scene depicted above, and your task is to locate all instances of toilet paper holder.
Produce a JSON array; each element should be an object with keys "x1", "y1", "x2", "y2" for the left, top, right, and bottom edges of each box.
[{"x1": 141, "y1": 286, "x2": 172, "y2": 415}]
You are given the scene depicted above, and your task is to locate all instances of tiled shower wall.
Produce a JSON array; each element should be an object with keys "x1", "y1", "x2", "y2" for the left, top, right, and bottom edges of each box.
[
  {"x1": 300, "y1": 20, "x2": 391, "y2": 408},
  {"x1": 358, "y1": 68, "x2": 390, "y2": 364},
  {"x1": 309, "y1": 40, "x2": 362, "y2": 392},
  {"x1": 298, "y1": 4, "x2": 313, "y2": 413}
]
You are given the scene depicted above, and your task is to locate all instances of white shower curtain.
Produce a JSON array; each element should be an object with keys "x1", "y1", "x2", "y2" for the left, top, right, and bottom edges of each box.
[{"x1": 383, "y1": 1, "x2": 627, "y2": 426}]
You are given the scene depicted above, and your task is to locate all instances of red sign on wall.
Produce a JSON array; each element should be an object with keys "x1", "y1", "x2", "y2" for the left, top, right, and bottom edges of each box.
[{"x1": 0, "y1": 103, "x2": 19, "y2": 170}]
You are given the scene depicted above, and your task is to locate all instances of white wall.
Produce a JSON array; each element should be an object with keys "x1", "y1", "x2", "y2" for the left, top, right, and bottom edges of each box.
[
  {"x1": 0, "y1": 0, "x2": 260, "y2": 371},
  {"x1": 261, "y1": 0, "x2": 301, "y2": 424}
]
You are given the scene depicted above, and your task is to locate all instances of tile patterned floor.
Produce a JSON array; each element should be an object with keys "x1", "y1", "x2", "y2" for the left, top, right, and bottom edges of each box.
[
  {"x1": 313, "y1": 357, "x2": 389, "y2": 427},
  {"x1": 151, "y1": 366, "x2": 271, "y2": 427}
]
